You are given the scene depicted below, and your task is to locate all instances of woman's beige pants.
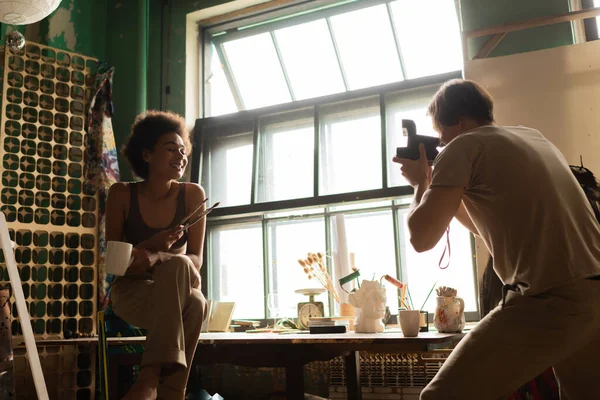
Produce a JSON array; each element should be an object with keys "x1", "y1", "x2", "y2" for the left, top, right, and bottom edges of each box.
[{"x1": 112, "y1": 255, "x2": 207, "y2": 400}]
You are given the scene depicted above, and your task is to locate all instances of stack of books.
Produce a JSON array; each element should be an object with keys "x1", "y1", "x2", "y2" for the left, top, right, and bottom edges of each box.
[
  {"x1": 308, "y1": 317, "x2": 349, "y2": 334},
  {"x1": 230, "y1": 319, "x2": 260, "y2": 332}
]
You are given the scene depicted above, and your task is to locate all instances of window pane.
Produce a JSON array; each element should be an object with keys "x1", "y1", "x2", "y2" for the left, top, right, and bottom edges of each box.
[
  {"x1": 223, "y1": 33, "x2": 292, "y2": 109},
  {"x1": 265, "y1": 207, "x2": 324, "y2": 219},
  {"x1": 390, "y1": 0, "x2": 463, "y2": 79},
  {"x1": 329, "y1": 200, "x2": 392, "y2": 213},
  {"x1": 319, "y1": 97, "x2": 382, "y2": 195},
  {"x1": 595, "y1": 0, "x2": 600, "y2": 33},
  {"x1": 209, "y1": 224, "x2": 264, "y2": 319},
  {"x1": 334, "y1": 211, "x2": 398, "y2": 311},
  {"x1": 257, "y1": 110, "x2": 315, "y2": 202},
  {"x1": 275, "y1": 19, "x2": 346, "y2": 100},
  {"x1": 385, "y1": 85, "x2": 440, "y2": 187},
  {"x1": 330, "y1": 4, "x2": 403, "y2": 90},
  {"x1": 267, "y1": 218, "x2": 328, "y2": 318},
  {"x1": 206, "y1": 44, "x2": 238, "y2": 117},
  {"x1": 399, "y1": 213, "x2": 478, "y2": 314},
  {"x1": 202, "y1": 132, "x2": 253, "y2": 207}
]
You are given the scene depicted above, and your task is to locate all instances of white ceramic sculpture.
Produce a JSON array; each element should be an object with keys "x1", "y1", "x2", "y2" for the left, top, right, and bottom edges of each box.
[{"x1": 347, "y1": 280, "x2": 387, "y2": 333}]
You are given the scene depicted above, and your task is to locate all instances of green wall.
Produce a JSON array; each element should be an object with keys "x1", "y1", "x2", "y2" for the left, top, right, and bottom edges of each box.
[
  {"x1": 152, "y1": 0, "x2": 232, "y2": 116},
  {"x1": 460, "y1": 0, "x2": 574, "y2": 59},
  {"x1": 105, "y1": 0, "x2": 233, "y2": 181},
  {"x1": 1, "y1": 0, "x2": 108, "y2": 60},
  {"x1": 106, "y1": 0, "x2": 150, "y2": 182}
]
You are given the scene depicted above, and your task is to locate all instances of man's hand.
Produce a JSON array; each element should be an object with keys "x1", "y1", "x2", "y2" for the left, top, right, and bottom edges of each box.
[
  {"x1": 139, "y1": 225, "x2": 185, "y2": 252},
  {"x1": 393, "y1": 143, "x2": 432, "y2": 187}
]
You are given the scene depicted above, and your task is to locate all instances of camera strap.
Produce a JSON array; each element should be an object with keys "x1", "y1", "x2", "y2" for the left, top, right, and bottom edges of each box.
[{"x1": 438, "y1": 226, "x2": 451, "y2": 269}]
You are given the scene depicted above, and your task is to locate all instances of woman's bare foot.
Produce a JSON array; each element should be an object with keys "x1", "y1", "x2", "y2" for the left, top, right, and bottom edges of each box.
[{"x1": 121, "y1": 366, "x2": 160, "y2": 400}]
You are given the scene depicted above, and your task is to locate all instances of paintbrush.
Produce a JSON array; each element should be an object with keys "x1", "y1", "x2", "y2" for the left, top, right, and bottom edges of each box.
[
  {"x1": 183, "y1": 202, "x2": 220, "y2": 230},
  {"x1": 179, "y1": 197, "x2": 209, "y2": 226}
]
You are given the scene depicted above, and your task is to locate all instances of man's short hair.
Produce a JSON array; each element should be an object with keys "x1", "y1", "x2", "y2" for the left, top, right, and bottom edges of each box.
[
  {"x1": 427, "y1": 79, "x2": 494, "y2": 130},
  {"x1": 122, "y1": 110, "x2": 191, "y2": 179}
]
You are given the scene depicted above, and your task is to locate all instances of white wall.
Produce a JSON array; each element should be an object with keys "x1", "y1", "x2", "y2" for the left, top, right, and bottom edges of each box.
[{"x1": 464, "y1": 40, "x2": 600, "y2": 280}]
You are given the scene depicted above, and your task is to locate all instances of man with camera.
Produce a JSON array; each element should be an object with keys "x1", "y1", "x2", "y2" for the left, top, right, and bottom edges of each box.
[{"x1": 393, "y1": 79, "x2": 600, "y2": 399}]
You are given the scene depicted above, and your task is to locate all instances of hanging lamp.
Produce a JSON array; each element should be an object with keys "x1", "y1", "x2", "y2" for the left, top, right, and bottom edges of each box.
[{"x1": 0, "y1": 0, "x2": 62, "y2": 25}]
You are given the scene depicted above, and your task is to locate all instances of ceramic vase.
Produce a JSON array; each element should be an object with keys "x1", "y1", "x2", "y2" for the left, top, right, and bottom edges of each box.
[{"x1": 433, "y1": 296, "x2": 465, "y2": 333}]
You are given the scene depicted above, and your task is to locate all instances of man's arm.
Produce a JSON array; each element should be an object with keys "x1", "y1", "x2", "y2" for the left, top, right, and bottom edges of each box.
[
  {"x1": 407, "y1": 184, "x2": 464, "y2": 252},
  {"x1": 454, "y1": 201, "x2": 479, "y2": 236}
]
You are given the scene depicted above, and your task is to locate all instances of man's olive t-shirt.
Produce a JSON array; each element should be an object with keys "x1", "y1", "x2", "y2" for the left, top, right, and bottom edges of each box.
[{"x1": 430, "y1": 125, "x2": 600, "y2": 295}]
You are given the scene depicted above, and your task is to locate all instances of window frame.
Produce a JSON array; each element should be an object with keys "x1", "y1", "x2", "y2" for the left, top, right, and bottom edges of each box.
[
  {"x1": 199, "y1": 0, "x2": 462, "y2": 116},
  {"x1": 191, "y1": 71, "x2": 462, "y2": 215},
  {"x1": 192, "y1": 70, "x2": 481, "y2": 322},
  {"x1": 193, "y1": 0, "x2": 476, "y2": 323},
  {"x1": 582, "y1": 0, "x2": 600, "y2": 41},
  {"x1": 204, "y1": 201, "x2": 481, "y2": 322}
]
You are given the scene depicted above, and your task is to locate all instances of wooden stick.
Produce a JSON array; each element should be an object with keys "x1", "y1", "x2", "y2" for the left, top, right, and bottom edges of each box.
[
  {"x1": 401, "y1": 285, "x2": 407, "y2": 308},
  {"x1": 473, "y1": 33, "x2": 506, "y2": 59},
  {"x1": 0, "y1": 213, "x2": 48, "y2": 399},
  {"x1": 198, "y1": 0, "x2": 299, "y2": 26},
  {"x1": 399, "y1": 297, "x2": 410, "y2": 310}
]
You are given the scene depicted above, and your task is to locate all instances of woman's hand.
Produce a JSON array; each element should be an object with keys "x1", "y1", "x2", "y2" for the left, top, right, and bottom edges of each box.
[
  {"x1": 125, "y1": 247, "x2": 155, "y2": 275},
  {"x1": 139, "y1": 225, "x2": 185, "y2": 252}
]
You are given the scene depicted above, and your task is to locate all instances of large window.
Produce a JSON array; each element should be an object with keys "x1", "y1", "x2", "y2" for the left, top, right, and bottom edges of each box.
[
  {"x1": 196, "y1": 0, "x2": 476, "y2": 322},
  {"x1": 582, "y1": 0, "x2": 600, "y2": 41},
  {"x1": 203, "y1": 0, "x2": 463, "y2": 117},
  {"x1": 196, "y1": 78, "x2": 479, "y2": 321}
]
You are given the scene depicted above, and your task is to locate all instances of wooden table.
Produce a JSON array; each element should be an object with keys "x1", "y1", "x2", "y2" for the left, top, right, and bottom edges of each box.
[
  {"x1": 108, "y1": 331, "x2": 464, "y2": 400},
  {"x1": 15, "y1": 331, "x2": 464, "y2": 399}
]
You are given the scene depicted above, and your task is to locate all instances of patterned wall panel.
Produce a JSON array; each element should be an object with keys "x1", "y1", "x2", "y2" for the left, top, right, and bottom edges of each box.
[
  {"x1": 13, "y1": 344, "x2": 95, "y2": 400},
  {"x1": 0, "y1": 42, "x2": 99, "y2": 343}
]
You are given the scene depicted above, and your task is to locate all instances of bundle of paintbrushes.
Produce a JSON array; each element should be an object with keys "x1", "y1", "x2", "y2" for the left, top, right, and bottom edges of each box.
[
  {"x1": 382, "y1": 275, "x2": 438, "y2": 311},
  {"x1": 436, "y1": 286, "x2": 457, "y2": 297},
  {"x1": 298, "y1": 252, "x2": 342, "y2": 304},
  {"x1": 382, "y1": 275, "x2": 413, "y2": 310}
]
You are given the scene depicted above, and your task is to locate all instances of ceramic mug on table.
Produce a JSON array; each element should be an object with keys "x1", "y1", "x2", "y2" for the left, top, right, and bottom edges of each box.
[
  {"x1": 106, "y1": 241, "x2": 134, "y2": 276},
  {"x1": 399, "y1": 309, "x2": 420, "y2": 337}
]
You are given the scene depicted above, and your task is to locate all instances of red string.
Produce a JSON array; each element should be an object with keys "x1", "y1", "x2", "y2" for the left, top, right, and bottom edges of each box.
[{"x1": 438, "y1": 226, "x2": 451, "y2": 269}]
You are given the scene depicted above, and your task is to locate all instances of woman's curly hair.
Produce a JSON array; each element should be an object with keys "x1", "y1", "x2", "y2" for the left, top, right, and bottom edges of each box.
[{"x1": 122, "y1": 110, "x2": 192, "y2": 179}]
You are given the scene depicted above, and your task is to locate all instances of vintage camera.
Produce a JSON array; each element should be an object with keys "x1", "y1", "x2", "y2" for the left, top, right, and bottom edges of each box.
[{"x1": 395, "y1": 119, "x2": 441, "y2": 165}]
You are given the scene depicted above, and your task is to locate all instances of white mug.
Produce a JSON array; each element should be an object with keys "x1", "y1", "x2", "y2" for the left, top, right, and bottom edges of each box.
[
  {"x1": 399, "y1": 309, "x2": 420, "y2": 337},
  {"x1": 106, "y1": 241, "x2": 134, "y2": 276}
]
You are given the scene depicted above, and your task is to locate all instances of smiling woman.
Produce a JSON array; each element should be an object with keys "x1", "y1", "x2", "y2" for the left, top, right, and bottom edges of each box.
[
  {"x1": 105, "y1": 110, "x2": 208, "y2": 400},
  {"x1": 123, "y1": 111, "x2": 192, "y2": 180}
]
